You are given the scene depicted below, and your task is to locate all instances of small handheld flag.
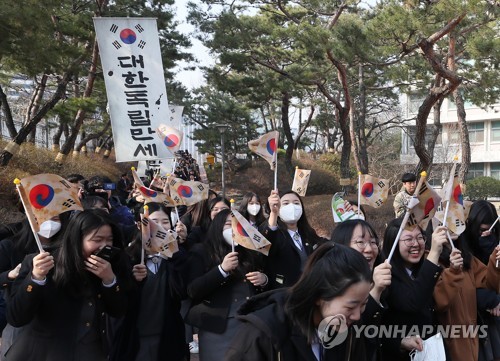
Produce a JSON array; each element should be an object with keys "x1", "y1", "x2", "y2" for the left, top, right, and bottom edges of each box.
[
  {"x1": 168, "y1": 177, "x2": 209, "y2": 206},
  {"x1": 131, "y1": 168, "x2": 175, "y2": 207},
  {"x1": 156, "y1": 124, "x2": 184, "y2": 156},
  {"x1": 292, "y1": 167, "x2": 311, "y2": 197},
  {"x1": 231, "y1": 210, "x2": 272, "y2": 255},
  {"x1": 249, "y1": 130, "x2": 279, "y2": 189},
  {"x1": 359, "y1": 174, "x2": 389, "y2": 209}
]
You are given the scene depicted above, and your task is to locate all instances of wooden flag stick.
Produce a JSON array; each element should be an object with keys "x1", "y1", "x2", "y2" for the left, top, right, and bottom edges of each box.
[
  {"x1": 387, "y1": 171, "x2": 427, "y2": 263},
  {"x1": 13, "y1": 179, "x2": 44, "y2": 253}
]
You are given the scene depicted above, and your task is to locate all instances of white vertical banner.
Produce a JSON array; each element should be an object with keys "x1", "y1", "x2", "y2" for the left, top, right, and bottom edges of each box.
[
  {"x1": 94, "y1": 17, "x2": 170, "y2": 162},
  {"x1": 136, "y1": 159, "x2": 175, "y2": 177}
]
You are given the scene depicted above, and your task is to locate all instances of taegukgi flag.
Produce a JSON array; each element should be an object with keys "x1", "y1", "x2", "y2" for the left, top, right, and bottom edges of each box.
[
  {"x1": 156, "y1": 124, "x2": 184, "y2": 156},
  {"x1": 94, "y1": 17, "x2": 172, "y2": 162},
  {"x1": 140, "y1": 216, "x2": 178, "y2": 258},
  {"x1": 435, "y1": 162, "x2": 466, "y2": 235},
  {"x1": 407, "y1": 179, "x2": 442, "y2": 231},
  {"x1": 359, "y1": 174, "x2": 389, "y2": 208},
  {"x1": 231, "y1": 210, "x2": 272, "y2": 256},
  {"x1": 292, "y1": 168, "x2": 311, "y2": 197},
  {"x1": 131, "y1": 168, "x2": 175, "y2": 207},
  {"x1": 168, "y1": 177, "x2": 209, "y2": 206},
  {"x1": 248, "y1": 131, "x2": 278, "y2": 170},
  {"x1": 18, "y1": 174, "x2": 83, "y2": 231}
]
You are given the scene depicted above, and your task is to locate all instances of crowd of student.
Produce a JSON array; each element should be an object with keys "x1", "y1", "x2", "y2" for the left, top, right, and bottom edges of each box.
[{"x1": 0, "y1": 170, "x2": 498, "y2": 361}]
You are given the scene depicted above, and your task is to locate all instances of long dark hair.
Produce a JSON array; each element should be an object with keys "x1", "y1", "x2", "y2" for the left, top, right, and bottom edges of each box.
[
  {"x1": 286, "y1": 243, "x2": 372, "y2": 343},
  {"x1": 205, "y1": 209, "x2": 262, "y2": 279},
  {"x1": 238, "y1": 192, "x2": 266, "y2": 226},
  {"x1": 52, "y1": 210, "x2": 127, "y2": 294},
  {"x1": 464, "y1": 200, "x2": 499, "y2": 264},
  {"x1": 331, "y1": 219, "x2": 383, "y2": 267},
  {"x1": 382, "y1": 217, "x2": 425, "y2": 282},
  {"x1": 277, "y1": 190, "x2": 323, "y2": 245}
]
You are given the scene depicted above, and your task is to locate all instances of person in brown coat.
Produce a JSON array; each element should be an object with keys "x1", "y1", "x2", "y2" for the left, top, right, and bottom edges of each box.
[{"x1": 433, "y1": 225, "x2": 500, "y2": 361}]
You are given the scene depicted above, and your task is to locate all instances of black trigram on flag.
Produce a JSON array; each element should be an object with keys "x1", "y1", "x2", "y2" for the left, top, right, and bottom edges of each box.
[
  {"x1": 112, "y1": 41, "x2": 121, "y2": 49},
  {"x1": 110, "y1": 24, "x2": 118, "y2": 33},
  {"x1": 135, "y1": 24, "x2": 145, "y2": 33},
  {"x1": 138, "y1": 40, "x2": 146, "y2": 49},
  {"x1": 62, "y1": 199, "x2": 77, "y2": 208}
]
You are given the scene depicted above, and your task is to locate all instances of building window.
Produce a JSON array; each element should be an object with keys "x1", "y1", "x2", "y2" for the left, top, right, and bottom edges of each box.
[
  {"x1": 491, "y1": 121, "x2": 500, "y2": 143},
  {"x1": 467, "y1": 163, "x2": 484, "y2": 180},
  {"x1": 491, "y1": 163, "x2": 500, "y2": 180},
  {"x1": 468, "y1": 122, "x2": 484, "y2": 143}
]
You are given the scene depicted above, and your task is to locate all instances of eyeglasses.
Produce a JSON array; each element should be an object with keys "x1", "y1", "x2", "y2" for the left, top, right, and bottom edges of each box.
[
  {"x1": 352, "y1": 239, "x2": 379, "y2": 250},
  {"x1": 400, "y1": 235, "x2": 426, "y2": 247}
]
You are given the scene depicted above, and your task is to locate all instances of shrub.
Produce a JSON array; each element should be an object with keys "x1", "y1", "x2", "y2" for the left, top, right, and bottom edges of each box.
[{"x1": 465, "y1": 176, "x2": 500, "y2": 200}]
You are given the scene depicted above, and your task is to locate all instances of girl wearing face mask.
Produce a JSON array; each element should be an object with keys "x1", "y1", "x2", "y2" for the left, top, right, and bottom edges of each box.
[
  {"x1": 263, "y1": 189, "x2": 327, "y2": 289},
  {"x1": 238, "y1": 192, "x2": 266, "y2": 228},
  {"x1": 431, "y1": 201, "x2": 500, "y2": 361},
  {"x1": 185, "y1": 209, "x2": 267, "y2": 361},
  {"x1": 226, "y1": 243, "x2": 373, "y2": 361},
  {"x1": 6, "y1": 210, "x2": 134, "y2": 361},
  {"x1": 380, "y1": 218, "x2": 449, "y2": 361},
  {"x1": 0, "y1": 211, "x2": 72, "y2": 361},
  {"x1": 111, "y1": 203, "x2": 189, "y2": 361}
]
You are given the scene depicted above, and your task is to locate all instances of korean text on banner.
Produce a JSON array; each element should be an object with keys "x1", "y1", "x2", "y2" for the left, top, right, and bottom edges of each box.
[{"x1": 93, "y1": 18, "x2": 171, "y2": 162}]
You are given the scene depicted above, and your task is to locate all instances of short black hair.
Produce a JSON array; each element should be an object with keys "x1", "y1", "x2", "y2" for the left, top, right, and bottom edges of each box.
[{"x1": 401, "y1": 172, "x2": 416, "y2": 182}]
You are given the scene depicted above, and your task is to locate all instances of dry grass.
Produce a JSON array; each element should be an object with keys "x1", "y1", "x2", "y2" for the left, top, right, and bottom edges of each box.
[{"x1": 0, "y1": 139, "x2": 133, "y2": 224}]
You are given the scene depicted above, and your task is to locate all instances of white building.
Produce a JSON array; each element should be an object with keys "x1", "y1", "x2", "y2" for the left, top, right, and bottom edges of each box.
[{"x1": 400, "y1": 94, "x2": 500, "y2": 185}]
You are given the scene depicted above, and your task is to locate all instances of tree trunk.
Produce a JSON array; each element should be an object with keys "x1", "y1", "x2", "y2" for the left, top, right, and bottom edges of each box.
[
  {"x1": 0, "y1": 85, "x2": 17, "y2": 138},
  {"x1": 455, "y1": 91, "x2": 470, "y2": 183},
  {"x1": 26, "y1": 74, "x2": 48, "y2": 144},
  {"x1": 293, "y1": 104, "x2": 315, "y2": 152},
  {"x1": 281, "y1": 91, "x2": 294, "y2": 172},
  {"x1": 57, "y1": 38, "x2": 99, "y2": 163},
  {"x1": 52, "y1": 120, "x2": 65, "y2": 152},
  {"x1": 357, "y1": 64, "x2": 369, "y2": 173},
  {"x1": 0, "y1": 74, "x2": 72, "y2": 166}
]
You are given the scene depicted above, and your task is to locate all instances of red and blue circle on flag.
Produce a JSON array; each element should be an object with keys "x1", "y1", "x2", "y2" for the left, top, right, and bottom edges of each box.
[
  {"x1": 178, "y1": 185, "x2": 193, "y2": 198},
  {"x1": 140, "y1": 186, "x2": 157, "y2": 197},
  {"x1": 236, "y1": 223, "x2": 249, "y2": 237},
  {"x1": 266, "y1": 138, "x2": 276, "y2": 155},
  {"x1": 120, "y1": 29, "x2": 137, "y2": 44},
  {"x1": 361, "y1": 183, "x2": 374, "y2": 198},
  {"x1": 29, "y1": 184, "x2": 55, "y2": 209},
  {"x1": 163, "y1": 134, "x2": 179, "y2": 148},
  {"x1": 453, "y1": 185, "x2": 463, "y2": 205}
]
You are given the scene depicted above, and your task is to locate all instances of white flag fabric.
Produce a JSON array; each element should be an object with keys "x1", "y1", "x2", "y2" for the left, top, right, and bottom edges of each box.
[
  {"x1": 156, "y1": 124, "x2": 184, "y2": 156},
  {"x1": 94, "y1": 17, "x2": 171, "y2": 162},
  {"x1": 248, "y1": 131, "x2": 278, "y2": 170},
  {"x1": 359, "y1": 174, "x2": 389, "y2": 208},
  {"x1": 231, "y1": 210, "x2": 272, "y2": 256},
  {"x1": 292, "y1": 169, "x2": 311, "y2": 197},
  {"x1": 168, "y1": 177, "x2": 209, "y2": 206}
]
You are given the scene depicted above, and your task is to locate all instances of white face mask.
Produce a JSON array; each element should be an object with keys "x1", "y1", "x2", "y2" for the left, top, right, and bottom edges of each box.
[
  {"x1": 222, "y1": 228, "x2": 238, "y2": 246},
  {"x1": 38, "y1": 220, "x2": 62, "y2": 239},
  {"x1": 247, "y1": 204, "x2": 261, "y2": 216},
  {"x1": 279, "y1": 204, "x2": 303, "y2": 224}
]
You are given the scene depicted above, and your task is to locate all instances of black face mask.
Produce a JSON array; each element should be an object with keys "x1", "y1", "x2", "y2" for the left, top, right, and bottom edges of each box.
[{"x1": 478, "y1": 234, "x2": 497, "y2": 259}]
